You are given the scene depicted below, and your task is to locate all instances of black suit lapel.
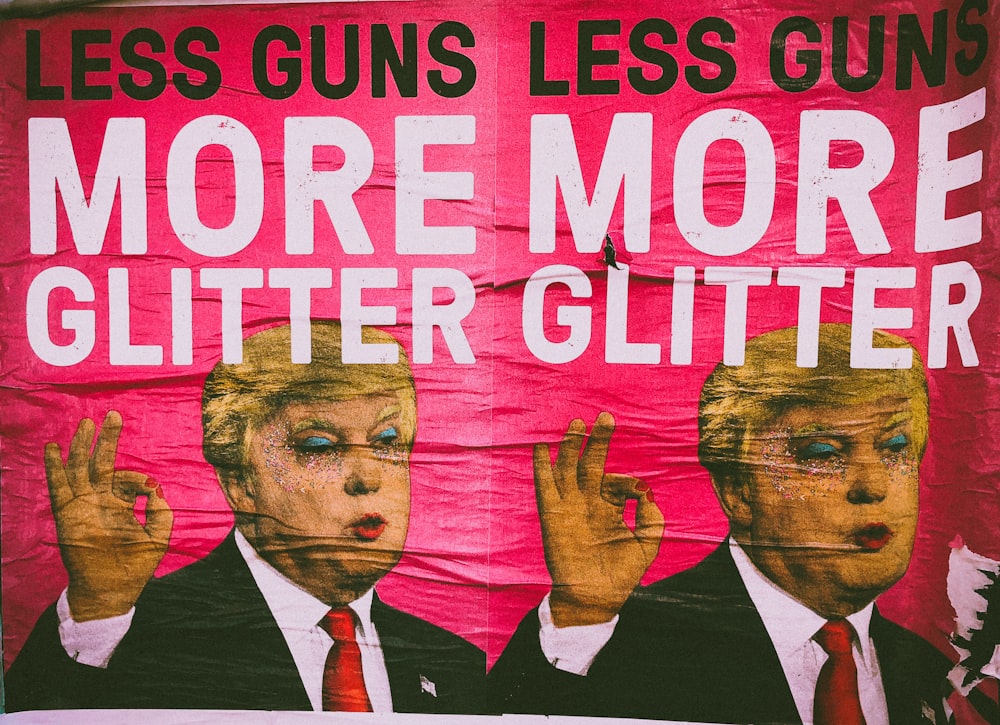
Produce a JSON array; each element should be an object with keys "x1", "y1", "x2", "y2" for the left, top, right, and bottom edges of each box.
[
  {"x1": 372, "y1": 592, "x2": 440, "y2": 712},
  {"x1": 871, "y1": 608, "x2": 951, "y2": 725},
  {"x1": 874, "y1": 610, "x2": 912, "y2": 722},
  {"x1": 372, "y1": 592, "x2": 486, "y2": 714},
  {"x1": 683, "y1": 543, "x2": 802, "y2": 724},
  {"x1": 116, "y1": 531, "x2": 312, "y2": 710},
  {"x1": 602, "y1": 542, "x2": 802, "y2": 723}
]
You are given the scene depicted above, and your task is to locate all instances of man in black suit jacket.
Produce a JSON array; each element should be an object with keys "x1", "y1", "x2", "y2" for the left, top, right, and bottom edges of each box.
[
  {"x1": 490, "y1": 325, "x2": 952, "y2": 723},
  {"x1": 7, "y1": 322, "x2": 484, "y2": 713},
  {"x1": 492, "y1": 543, "x2": 950, "y2": 723}
]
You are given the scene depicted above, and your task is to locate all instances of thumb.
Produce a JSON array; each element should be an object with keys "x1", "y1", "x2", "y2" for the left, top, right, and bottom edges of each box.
[{"x1": 634, "y1": 490, "x2": 665, "y2": 566}]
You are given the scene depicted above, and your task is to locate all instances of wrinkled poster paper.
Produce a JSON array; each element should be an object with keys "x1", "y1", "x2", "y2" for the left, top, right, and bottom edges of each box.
[{"x1": 0, "y1": 0, "x2": 997, "y2": 722}]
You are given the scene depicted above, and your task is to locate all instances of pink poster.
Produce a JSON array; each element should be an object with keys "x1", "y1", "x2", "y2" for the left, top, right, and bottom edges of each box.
[{"x1": 0, "y1": 0, "x2": 996, "y2": 722}]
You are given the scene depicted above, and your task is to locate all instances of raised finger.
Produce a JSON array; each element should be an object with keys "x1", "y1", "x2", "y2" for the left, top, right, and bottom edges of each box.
[
  {"x1": 44, "y1": 442, "x2": 73, "y2": 511},
  {"x1": 533, "y1": 443, "x2": 561, "y2": 517},
  {"x1": 552, "y1": 419, "x2": 586, "y2": 499},
  {"x1": 65, "y1": 418, "x2": 96, "y2": 497},
  {"x1": 578, "y1": 412, "x2": 614, "y2": 495},
  {"x1": 89, "y1": 411, "x2": 123, "y2": 492}
]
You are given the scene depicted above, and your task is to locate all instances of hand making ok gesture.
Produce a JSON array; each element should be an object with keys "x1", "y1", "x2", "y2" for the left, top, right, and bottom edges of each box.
[
  {"x1": 535, "y1": 412, "x2": 665, "y2": 627},
  {"x1": 44, "y1": 411, "x2": 173, "y2": 622}
]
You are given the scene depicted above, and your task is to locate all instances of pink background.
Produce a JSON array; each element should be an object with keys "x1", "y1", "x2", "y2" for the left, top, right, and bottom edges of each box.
[
  {"x1": 489, "y1": 0, "x2": 999, "y2": 678},
  {"x1": 0, "y1": 0, "x2": 497, "y2": 662},
  {"x1": 1, "y1": 2, "x2": 997, "y2": 715}
]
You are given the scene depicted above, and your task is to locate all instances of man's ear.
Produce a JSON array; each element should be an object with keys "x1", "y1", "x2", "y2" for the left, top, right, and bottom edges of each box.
[
  {"x1": 712, "y1": 472, "x2": 753, "y2": 531},
  {"x1": 218, "y1": 469, "x2": 254, "y2": 516}
]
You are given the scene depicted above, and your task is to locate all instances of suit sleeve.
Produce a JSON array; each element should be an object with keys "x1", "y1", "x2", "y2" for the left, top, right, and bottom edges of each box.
[
  {"x1": 487, "y1": 607, "x2": 597, "y2": 715},
  {"x1": 4, "y1": 604, "x2": 117, "y2": 712}
]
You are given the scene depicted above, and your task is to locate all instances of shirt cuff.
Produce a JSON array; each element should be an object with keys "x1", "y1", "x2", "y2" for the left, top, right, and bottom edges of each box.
[
  {"x1": 537, "y1": 593, "x2": 618, "y2": 676},
  {"x1": 56, "y1": 588, "x2": 135, "y2": 668}
]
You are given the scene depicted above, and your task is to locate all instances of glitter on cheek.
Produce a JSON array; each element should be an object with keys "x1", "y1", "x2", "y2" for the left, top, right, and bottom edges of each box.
[
  {"x1": 257, "y1": 421, "x2": 347, "y2": 493},
  {"x1": 373, "y1": 441, "x2": 409, "y2": 467},
  {"x1": 760, "y1": 430, "x2": 800, "y2": 501},
  {"x1": 802, "y1": 455, "x2": 847, "y2": 497},
  {"x1": 759, "y1": 429, "x2": 846, "y2": 500},
  {"x1": 881, "y1": 447, "x2": 916, "y2": 482},
  {"x1": 258, "y1": 421, "x2": 297, "y2": 493},
  {"x1": 299, "y1": 446, "x2": 344, "y2": 490}
]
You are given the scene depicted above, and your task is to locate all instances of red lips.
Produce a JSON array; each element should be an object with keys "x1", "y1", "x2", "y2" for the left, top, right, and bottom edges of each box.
[
  {"x1": 855, "y1": 523, "x2": 893, "y2": 550},
  {"x1": 352, "y1": 513, "x2": 387, "y2": 541}
]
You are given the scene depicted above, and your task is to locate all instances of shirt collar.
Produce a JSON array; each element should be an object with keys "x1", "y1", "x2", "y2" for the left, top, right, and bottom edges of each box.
[
  {"x1": 233, "y1": 528, "x2": 376, "y2": 638},
  {"x1": 729, "y1": 539, "x2": 878, "y2": 674}
]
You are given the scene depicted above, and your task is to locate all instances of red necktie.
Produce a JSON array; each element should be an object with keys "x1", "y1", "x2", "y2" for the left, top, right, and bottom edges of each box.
[
  {"x1": 813, "y1": 619, "x2": 866, "y2": 725},
  {"x1": 319, "y1": 608, "x2": 373, "y2": 712}
]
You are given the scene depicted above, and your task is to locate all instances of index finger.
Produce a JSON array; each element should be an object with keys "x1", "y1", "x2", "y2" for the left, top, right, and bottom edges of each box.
[
  {"x1": 577, "y1": 412, "x2": 614, "y2": 495},
  {"x1": 89, "y1": 410, "x2": 123, "y2": 490},
  {"x1": 551, "y1": 418, "x2": 586, "y2": 500},
  {"x1": 533, "y1": 442, "x2": 560, "y2": 517},
  {"x1": 44, "y1": 442, "x2": 73, "y2": 512}
]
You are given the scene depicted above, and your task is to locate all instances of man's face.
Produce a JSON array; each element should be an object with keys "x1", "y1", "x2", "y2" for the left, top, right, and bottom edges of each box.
[
  {"x1": 739, "y1": 395, "x2": 920, "y2": 617},
  {"x1": 231, "y1": 393, "x2": 412, "y2": 606}
]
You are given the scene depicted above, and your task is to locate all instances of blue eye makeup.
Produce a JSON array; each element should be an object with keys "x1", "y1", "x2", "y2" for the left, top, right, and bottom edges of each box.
[
  {"x1": 373, "y1": 426, "x2": 399, "y2": 444},
  {"x1": 298, "y1": 435, "x2": 336, "y2": 451},
  {"x1": 799, "y1": 441, "x2": 839, "y2": 460},
  {"x1": 882, "y1": 433, "x2": 909, "y2": 452}
]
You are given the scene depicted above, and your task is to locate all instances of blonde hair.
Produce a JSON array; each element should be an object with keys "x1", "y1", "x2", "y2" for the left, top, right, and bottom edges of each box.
[
  {"x1": 202, "y1": 322, "x2": 416, "y2": 472},
  {"x1": 698, "y1": 324, "x2": 928, "y2": 485}
]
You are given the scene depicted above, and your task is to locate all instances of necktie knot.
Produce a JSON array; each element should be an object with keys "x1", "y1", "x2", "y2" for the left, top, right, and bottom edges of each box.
[
  {"x1": 815, "y1": 618, "x2": 856, "y2": 656},
  {"x1": 320, "y1": 607, "x2": 358, "y2": 643}
]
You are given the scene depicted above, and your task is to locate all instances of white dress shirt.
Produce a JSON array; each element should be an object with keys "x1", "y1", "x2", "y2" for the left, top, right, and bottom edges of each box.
[
  {"x1": 538, "y1": 540, "x2": 891, "y2": 725},
  {"x1": 729, "y1": 540, "x2": 890, "y2": 725},
  {"x1": 57, "y1": 529, "x2": 394, "y2": 712},
  {"x1": 233, "y1": 530, "x2": 393, "y2": 711}
]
